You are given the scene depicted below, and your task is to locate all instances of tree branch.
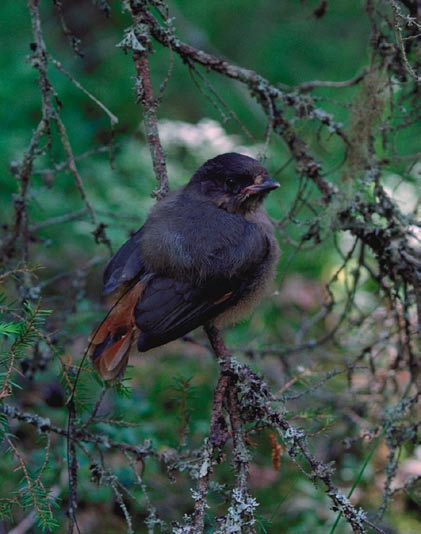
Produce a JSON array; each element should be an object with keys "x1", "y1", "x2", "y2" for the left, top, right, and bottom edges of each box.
[
  {"x1": 126, "y1": 1, "x2": 170, "y2": 199},
  {"x1": 204, "y1": 325, "x2": 371, "y2": 533}
]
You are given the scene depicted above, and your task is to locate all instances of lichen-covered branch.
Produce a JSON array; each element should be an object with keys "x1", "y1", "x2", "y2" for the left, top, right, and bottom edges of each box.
[
  {"x1": 131, "y1": 4, "x2": 339, "y2": 203},
  {"x1": 125, "y1": 1, "x2": 170, "y2": 199},
  {"x1": 202, "y1": 326, "x2": 370, "y2": 533},
  {"x1": 1, "y1": 0, "x2": 420, "y2": 531}
]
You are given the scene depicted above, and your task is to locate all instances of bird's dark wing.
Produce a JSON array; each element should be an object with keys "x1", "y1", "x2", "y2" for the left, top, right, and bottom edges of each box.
[
  {"x1": 135, "y1": 274, "x2": 247, "y2": 351},
  {"x1": 139, "y1": 193, "x2": 271, "y2": 282},
  {"x1": 103, "y1": 229, "x2": 145, "y2": 295}
]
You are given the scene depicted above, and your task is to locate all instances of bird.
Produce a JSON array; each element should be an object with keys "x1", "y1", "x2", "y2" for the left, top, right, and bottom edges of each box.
[{"x1": 88, "y1": 153, "x2": 280, "y2": 381}]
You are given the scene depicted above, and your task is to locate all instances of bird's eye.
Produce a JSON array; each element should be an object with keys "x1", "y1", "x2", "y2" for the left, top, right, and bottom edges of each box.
[{"x1": 225, "y1": 178, "x2": 237, "y2": 192}]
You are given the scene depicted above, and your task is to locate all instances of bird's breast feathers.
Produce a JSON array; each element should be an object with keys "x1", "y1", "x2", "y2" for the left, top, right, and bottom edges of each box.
[{"x1": 140, "y1": 194, "x2": 273, "y2": 282}]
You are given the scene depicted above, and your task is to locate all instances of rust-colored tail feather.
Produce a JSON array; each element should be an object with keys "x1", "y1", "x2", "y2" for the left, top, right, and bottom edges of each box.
[{"x1": 88, "y1": 281, "x2": 144, "y2": 381}]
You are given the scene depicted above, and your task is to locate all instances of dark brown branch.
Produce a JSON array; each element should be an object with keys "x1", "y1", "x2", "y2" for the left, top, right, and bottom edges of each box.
[
  {"x1": 126, "y1": 1, "x2": 169, "y2": 199},
  {"x1": 0, "y1": 403, "x2": 160, "y2": 461},
  {"x1": 204, "y1": 325, "x2": 371, "y2": 533},
  {"x1": 128, "y1": 4, "x2": 339, "y2": 203},
  {"x1": 1, "y1": 119, "x2": 47, "y2": 259},
  {"x1": 292, "y1": 69, "x2": 368, "y2": 92},
  {"x1": 189, "y1": 326, "x2": 232, "y2": 530},
  {"x1": 133, "y1": 50, "x2": 169, "y2": 199},
  {"x1": 125, "y1": 3, "x2": 421, "y2": 317},
  {"x1": 2, "y1": 0, "x2": 111, "y2": 262},
  {"x1": 190, "y1": 376, "x2": 229, "y2": 531}
]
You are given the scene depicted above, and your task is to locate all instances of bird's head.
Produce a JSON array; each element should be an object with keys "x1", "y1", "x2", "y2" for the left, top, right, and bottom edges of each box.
[{"x1": 187, "y1": 153, "x2": 280, "y2": 214}]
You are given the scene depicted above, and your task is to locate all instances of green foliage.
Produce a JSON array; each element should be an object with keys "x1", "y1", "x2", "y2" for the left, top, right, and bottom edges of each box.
[
  {"x1": 0, "y1": 0, "x2": 420, "y2": 531},
  {"x1": 0, "y1": 294, "x2": 51, "y2": 396},
  {"x1": 17, "y1": 474, "x2": 60, "y2": 532},
  {"x1": 0, "y1": 413, "x2": 8, "y2": 444},
  {"x1": 0, "y1": 285, "x2": 60, "y2": 530},
  {"x1": 0, "y1": 321, "x2": 25, "y2": 337}
]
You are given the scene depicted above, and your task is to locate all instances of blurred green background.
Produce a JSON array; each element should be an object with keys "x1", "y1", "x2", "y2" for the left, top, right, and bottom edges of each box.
[
  {"x1": 1, "y1": 1, "x2": 420, "y2": 532},
  {"x1": 0, "y1": 0, "x2": 375, "y2": 295}
]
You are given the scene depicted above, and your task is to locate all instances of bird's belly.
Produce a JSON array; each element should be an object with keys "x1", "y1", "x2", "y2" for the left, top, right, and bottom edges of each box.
[{"x1": 212, "y1": 247, "x2": 278, "y2": 328}]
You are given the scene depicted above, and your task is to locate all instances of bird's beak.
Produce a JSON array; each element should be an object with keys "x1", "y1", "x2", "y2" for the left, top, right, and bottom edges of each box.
[{"x1": 241, "y1": 175, "x2": 280, "y2": 196}]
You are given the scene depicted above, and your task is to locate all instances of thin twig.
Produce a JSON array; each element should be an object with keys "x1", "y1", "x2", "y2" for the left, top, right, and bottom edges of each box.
[{"x1": 50, "y1": 55, "x2": 119, "y2": 126}]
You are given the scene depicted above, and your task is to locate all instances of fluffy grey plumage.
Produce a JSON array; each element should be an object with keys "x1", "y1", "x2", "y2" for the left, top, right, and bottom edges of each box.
[{"x1": 90, "y1": 153, "x2": 279, "y2": 381}]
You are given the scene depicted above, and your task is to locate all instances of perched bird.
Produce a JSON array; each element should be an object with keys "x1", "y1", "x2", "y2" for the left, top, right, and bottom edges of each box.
[{"x1": 89, "y1": 153, "x2": 279, "y2": 381}]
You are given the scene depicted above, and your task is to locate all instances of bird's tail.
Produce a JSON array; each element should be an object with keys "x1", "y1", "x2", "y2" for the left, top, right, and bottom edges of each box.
[{"x1": 88, "y1": 281, "x2": 144, "y2": 382}]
